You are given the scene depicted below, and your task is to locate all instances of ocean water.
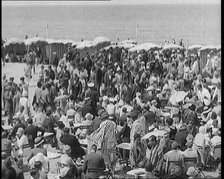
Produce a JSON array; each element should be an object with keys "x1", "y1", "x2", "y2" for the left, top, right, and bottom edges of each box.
[{"x1": 2, "y1": 4, "x2": 221, "y2": 45}]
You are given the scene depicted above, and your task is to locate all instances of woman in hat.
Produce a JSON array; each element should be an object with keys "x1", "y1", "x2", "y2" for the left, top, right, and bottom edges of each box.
[
  {"x1": 130, "y1": 133, "x2": 146, "y2": 168},
  {"x1": 163, "y1": 141, "x2": 185, "y2": 178}
]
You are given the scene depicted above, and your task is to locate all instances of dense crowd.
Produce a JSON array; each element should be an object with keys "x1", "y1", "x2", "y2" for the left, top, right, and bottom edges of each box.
[{"x1": 2, "y1": 43, "x2": 221, "y2": 179}]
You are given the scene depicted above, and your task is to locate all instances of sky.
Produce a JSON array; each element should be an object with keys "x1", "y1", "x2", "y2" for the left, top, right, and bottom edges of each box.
[{"x1": 2, "y1": 0, "x2": 221, "y2": 6}]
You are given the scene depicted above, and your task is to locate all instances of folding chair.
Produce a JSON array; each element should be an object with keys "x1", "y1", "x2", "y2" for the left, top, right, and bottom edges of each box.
[{"x1": 183, "y1": 157, "x2": 197, "y2": 171}]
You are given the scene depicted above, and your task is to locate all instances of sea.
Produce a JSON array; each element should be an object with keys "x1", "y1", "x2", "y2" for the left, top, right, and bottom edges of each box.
[{"x1": 2, "y1": 4, "x2": 221, "y2": 46}]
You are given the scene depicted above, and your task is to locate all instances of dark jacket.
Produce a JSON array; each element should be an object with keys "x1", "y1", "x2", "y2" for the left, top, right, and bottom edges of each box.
[
  {"x1": 83, "y1": 152, "x2": 106, "y2": 179},
  {"x1": 60, "y1": 133, "x2": 85, "y2": 159}
]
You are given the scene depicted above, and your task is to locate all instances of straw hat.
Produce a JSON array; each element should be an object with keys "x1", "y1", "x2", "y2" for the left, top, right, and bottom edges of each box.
[
  {"x1": 35, "y1": 153, "x2": 45, "y2": 163},
  {"x1": 85, "y1": 113, "x2": 94, "y2": 121},
  {"x1": 16, "y1": 128, "x2": 24, "y2": 136},
  {"x1": 212, "y1": 128, "x2": 220, "y2": 136},
  {"x1": 63, "y1": 145, "x2": 71, "y2": 154},
  {"x1": 88, "y1": 82, "x2": 94, "y2": 88}
]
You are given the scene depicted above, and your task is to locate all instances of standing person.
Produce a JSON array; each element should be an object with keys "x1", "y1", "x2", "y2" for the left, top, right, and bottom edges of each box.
[
  {"x1": 24, "y1": 62, "x2": 32, "y2": 86},
  {"x1": 19, "y1": 77, "x2": 29, "y2": 95},
  {"x1": 52, "y1": 52, "x2": 59, "y2": 79},
  {"x1": 30, "y1": 50, "x2": 36, "y2": 74},
  {"x1": 94, "y1": 62, "x2": 103, "y2": 94},
  {"x1": 70, "y1": 74, "x2": 82, "y2": 102},
  {"x1": 18, "y1": 91, "x2": 30, "y2": 122},
  {"x1": 14, "y1": 127, "x2": 28, "y2": 156},
  {"x1": 32, "y1": 81, "x2": 42, "y2": 109},
  {"x1": 13, "y1": 87, "x2": 22, "y2": 116},
  {"x1": 35, "y1": 46, "x2": 42, "y2": 65},
  {"x1": 48, "y1": 65, "x2": 55, "y2": 81},
  {"x1": 2, "y1": 74, "x2": 8, "y2": 114},
  {"x1": 4, "y1": 77, "x2": 16, "y2": 125},
  {"x1": 83, "y1": 144, "x2": 106, "y2": 179},
  {"x1": 38, "y1": 65, "x2": 45, "y2": 84},
  {"x1": 86, "y1": 83, "x2": 99, "y2": 116},
  {"x1": 84, "y1": 53, "x2": 93, "y2": 82}
]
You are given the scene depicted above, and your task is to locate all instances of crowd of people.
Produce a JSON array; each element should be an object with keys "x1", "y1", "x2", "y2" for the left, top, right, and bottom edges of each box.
[{"x1": 2, "y1": 42, "x2": 221, "y2": 179}]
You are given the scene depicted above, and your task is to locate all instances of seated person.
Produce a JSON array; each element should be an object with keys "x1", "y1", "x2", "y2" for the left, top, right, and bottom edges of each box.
[
  {"x1": 130, "y1": 133, "x2": 146, "y2": 168},
  {"x1": 28, "y1": 153, "x2": 49, "y2": 174}
]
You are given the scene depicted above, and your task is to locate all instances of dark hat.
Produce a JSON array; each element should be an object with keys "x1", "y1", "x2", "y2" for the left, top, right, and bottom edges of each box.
[
  {"x1": 9, "y1": 77, "x2": 14, "y2": 81},
  {"x1": 211, "y1": 112, "x2": 217, "y2": 120},
  {"x1": 20, "y1": 77, "x2": 25, "y2": 81}
]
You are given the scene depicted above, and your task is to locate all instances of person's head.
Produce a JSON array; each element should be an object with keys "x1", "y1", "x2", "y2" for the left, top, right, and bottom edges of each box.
[
  {"x1": 63, "y1": 127, "x2": 70, "y2": 134},
  {"x1": 148, "y1": 135, "x2": 157, "y2": 148},
  {"x1": 20, "y1": 77, "x2": 25, "y2": 83},
  {"x1": 58, "y1": 121, "x2": 65, "y2": 130},
  {"x1": 211, "y1": 112, "x2": 217, "y2": 120},
  {"x1": 2, "y1": 131, "x2": 8, "y2": 139},
  {"x1": 48, "y1": 65, "x2": 52, "y2": 70},
  {"x1": 212, "y1": 119, "x2": 219, "y2": 128},
  {"x1": 165, "y1": 117, "x2": 173, "y2": 127},
  {"x1": 27, "y1": 118, "x2": 33, "y2": 125},
  {"x1": 134, "y1": 133, "x2": 141, "y2": 145},
  {"x1": 91, "y1": 144, "x2": 97, "y2": 152},
  {"x1": 171, "y1": 141, "x2": 179, "y2": 150},
  {"x1": 16, "y1": 127, "x2": 24, "y2": 137},
  {"x1": 41, "y1": 65, "x2": 44, "y2": 69},
  {"x1": 186, "y1": 141, "x2": 193, "y2": 149}
]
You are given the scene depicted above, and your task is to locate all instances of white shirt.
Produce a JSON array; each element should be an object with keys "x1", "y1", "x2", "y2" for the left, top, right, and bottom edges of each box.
[
  {"x1": 107, "y1": 103, "x2": 115, "y2": 115},
  {"x1": 210, "y1": 135, "x2": 221, "y2": 147},
  {"x1": 16, "y1": 135, "x2": 28, "y2": 154},
  {"x1": 19, "y1": 97, "x2": 30, "y2": 116}
]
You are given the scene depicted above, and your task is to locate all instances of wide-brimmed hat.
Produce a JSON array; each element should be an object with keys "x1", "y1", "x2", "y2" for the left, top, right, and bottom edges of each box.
[
  {"x1": 63, "y1": 145, "x2": 71, "y2": 154},
  {"x1": 88, "y1": 82, "x2": 94, "y2": 88},
  {"x1": 85, "y1": 113, "x2": 94, "y2": 121},
  {"x1": 16, "y1": 128, "x2": 24, "y2": 135},
  {"x1": 101, "y1": 111, "x2": 109, "y2": 119},
  {"x1": 34, "y1": 137, "x2": 45, "y2": 147}
]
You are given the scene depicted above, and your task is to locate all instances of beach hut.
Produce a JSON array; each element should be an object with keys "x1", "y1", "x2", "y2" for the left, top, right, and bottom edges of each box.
[
  {"x1": 76, "y1": 40, "x2": 97, "y2": 59},
  {"x1": 24, "y1": 37, "x2": 48, "y2": 60},
  {"x1": 199, "y1": 45, "x2": 217, "y2": 73},
  {"x1": 46, "y1": 39, "x2": 70, "y2": 64},
  {"x1": 187, "y1": 44, "x2": 202, "y2": 55},
  {"x1": 4, "y1": 38, "x2": 26, "y2": 56},
  {"x1": 93, "y1": 36, "x2": 111, "y2": 51}
]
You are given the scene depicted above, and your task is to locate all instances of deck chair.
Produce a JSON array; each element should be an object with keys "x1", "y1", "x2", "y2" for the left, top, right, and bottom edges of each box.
[{"x1": 183, "y1": 157, "x2": 197, "y2": 171}]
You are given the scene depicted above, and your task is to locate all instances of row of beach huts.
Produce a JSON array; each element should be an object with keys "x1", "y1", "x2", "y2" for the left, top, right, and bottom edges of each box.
[{"x1": 1, "y1": 36, "x2": 221, "y2": 70}]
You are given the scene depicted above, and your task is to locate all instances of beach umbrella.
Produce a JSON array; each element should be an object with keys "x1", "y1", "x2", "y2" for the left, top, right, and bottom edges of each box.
[
  {"x1": 129, "y1": 43, "x2": 162, "y2": 53},
  {"x1": 24, "y1": 37, "x2": 47, "y2": 46},
  {"x1": 60, "y1": 39, "x2": 74, "y2": 45},
  {"x1": 199, "y1": 45, "x2": 217, "y2": 52},
  {"x1": 162, "y1": 44, "x2": 185, "y2": 51},
  {"x1": 71, "y1": 41, "x2": 79, "y2": 47},
  {"x1": 120, "y1": 39, "x2": 137, "y2": 45},
  {"x1": 76, "y1": 40, "x2": 94, "y2": 49},
  {"x1": 169, "y1": 91, "x2": 187, "y2": 106},
  {"x1": 4, "y1": 38, "x2": 24, "y2": 47},
  {"x1": 142, "y1": 130, "x2": 167, "y2": 140},
  {"x1": 188, "y1": 45, "x2": 203, "y2": 51},
  {"x1": 119, "y1": 43, "x2": 136, "y2": 49},
  {"x1": 93, "y1": 36, "x2": 110, "y2": 45}
]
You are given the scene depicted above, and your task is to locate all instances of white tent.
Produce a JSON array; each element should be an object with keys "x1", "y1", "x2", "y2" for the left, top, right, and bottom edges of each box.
[
  {"x1": 188, "y1": 44, "x2": 203, "y2": 51},
  {"x1": 76, "y1": 40, "x2": 94, "y2": 49},
  {"x1": 120, "y1": 39, "x2": 137, "y2": 45},
  {"x1": 93, "y1": 36, "x2": 110, "y2": 45},
  {"x1": 199, "y1": 45, "x2": 216, "y2": 51},
  {"x1": 162, "y1": 44, "x2": 185, "y2": 51},
  {"x1": 24, "y1": 37, "x2": 46, "y2": 46}
]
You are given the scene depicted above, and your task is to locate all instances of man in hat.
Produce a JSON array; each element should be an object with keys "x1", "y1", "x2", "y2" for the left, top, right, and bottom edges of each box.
[
  {"x1": 15, "y1": 127, "x2": 28, "y2": 155},
  {"x1": 19, "y1": 90, "x2": 30, "y2": 121},
  {"x1": 4, "y1": 77, "x2": 16, "y2": 125},
  {"x1": 47, "y1": 65, "x2": 55, "y2": 81},
  {"x1": 13, "y1": 86, "x2": 22, "y2": 116},
  {"x1": 24, "y1": 118, "x2": 45, "y2": 149},
  {"x1": 38, "y1": 65, "x2": 45, "y2": 83},
  {"x1": 86, "y1": 82, "x2": 99, "y2": 116},
  {"x1": 27, "y1": 137, "x2": 47, "y2": 162},
  {"x1": 175, "y1": 124, "x2": 188, "y2": 151},
  {"x1": 83, "y1": 144, "x2": 106, "y2": 179}
]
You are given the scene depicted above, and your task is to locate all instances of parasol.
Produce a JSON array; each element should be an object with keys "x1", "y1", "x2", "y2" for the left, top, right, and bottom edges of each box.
[
  {"x1": 169, "y1": 91, "x2": 187, "y2": 105},
  {"x1": 4, "y1": 38, "x2": 24, "y2": 47},
  {"x1": 76, "y1": 40, "x2": 94, "y2": 49},
  {"x1": 188, "y1": 44, "x2": 202, "y2": 51},
  {"x1": 24, "y1": 37, "x2": 46, "y2": 46},
  {"x1": 120, "y1": 39, "x2": 137, "y2": 45},
  {"x1": 199, "y1": 45, "x2": 217, "y2": 51},
  {"x1": 129, "y1": 42, "x2": 161, "y2": 53},
  {"x1": 119, "y1": 43, "x2": 136, "y2": 49},
  {"x1": 142, "y1": 130, "x2": 167, "y2": 140},
  {"x1": 93, "y1": 36, "x2": 110, "y2": 45},
  {"x1": 162, "y1": 44, "x2": 185, "y2": 51}
]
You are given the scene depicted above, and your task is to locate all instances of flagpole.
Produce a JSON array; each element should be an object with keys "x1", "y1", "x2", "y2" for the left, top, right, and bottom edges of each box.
[{"x1": 136, "y1": 22, "x2": 138, "y2": 43}]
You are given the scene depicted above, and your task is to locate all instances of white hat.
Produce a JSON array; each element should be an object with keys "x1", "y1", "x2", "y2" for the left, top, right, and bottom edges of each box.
[
  {"x1": 85, "y1": 113, "x2": 94, "y2": 121},
  {"x1": 109, "y1": 98, "x2": 114, "y2": 103},
  {"x1": 212, "y1": 128, "x2": 220, "y2": 136},
  {"x1": 88, "y1": 82, "x2": 94, "y2": 88},
  {"x1": 103, "y1": 96, "x2": 108, "y2": 101},
  {"x1": 35, "y1": 153, "x2": 45, "y2": 163},
  {"x1": 22, "y1": 91, "x2": 28, "y2": 97}
]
